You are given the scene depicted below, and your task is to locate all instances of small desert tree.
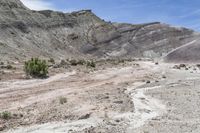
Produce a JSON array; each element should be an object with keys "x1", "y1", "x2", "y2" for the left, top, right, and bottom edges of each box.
[{"x1": 24, "y1": 58, "x2": 48, "y2": 78}]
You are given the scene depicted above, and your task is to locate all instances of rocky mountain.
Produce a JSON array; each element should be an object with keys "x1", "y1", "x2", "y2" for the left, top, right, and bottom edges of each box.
[{"x1": 0, "y1": 0, "x2": 199, "y2": 62}]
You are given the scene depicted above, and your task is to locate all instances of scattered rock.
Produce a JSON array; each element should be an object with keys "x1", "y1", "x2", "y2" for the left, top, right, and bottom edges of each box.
[
  {"x1": 113, "y1": 101, "x2": 123, "y2": 104},
  {"x1": 20, "y1": 114, "x2": 23, "y2": 118},
  {"x1": 78, "y1": 113, "x2": 91, "y2": 120},
  {"x1": 179, "y1": 64, "x2": 186, "y2": 68},
  {"x1": 103, "y1": 96, "x2": 109, "y2": 99},
  {"x1": 0, "y1": 125, "x2": 5, "y2": 131},
  {"x1": 146, "y1": 80, "x2": 151, "y2": 84},
  {"x1": 173, "y1": 65, "x2": 180, "y2": 69},
  {"x1": 173, "y1": 64, "x2": 187, "y2": 70},
  {"x1": 69, "y1": 129, "x2": 73, "y2": 132},
  {"x1": 196, "y1": 64, "x2": 200, "y2": 68},
  {"x1": 59, "y1": 97, "x2": 67, "y2": 104},
  {"x1": 115, "y1": 119, "x2": 120, "y2": 123}
]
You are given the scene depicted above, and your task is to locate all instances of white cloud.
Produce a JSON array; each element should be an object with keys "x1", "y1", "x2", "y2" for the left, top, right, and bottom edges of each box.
[{"x1": 20, "y1": 0, "x2": 55, "y2": 11}]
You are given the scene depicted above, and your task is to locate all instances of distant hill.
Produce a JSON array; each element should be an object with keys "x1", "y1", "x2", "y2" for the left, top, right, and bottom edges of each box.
[{"x1": 0, "y1": 0, "x2": 198, "y2": 62}]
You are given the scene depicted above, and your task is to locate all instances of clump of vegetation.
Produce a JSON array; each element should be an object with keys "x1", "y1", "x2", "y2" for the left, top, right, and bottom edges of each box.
[
  {"x1": 86, "y1": 60, "x2": 96, "y2": 68},
  {"x1": 0, "y1": 64, "x2": 15, "y2": 70},
  {"x1": 24, "y1": 58, "x2": 48, "y2": 78},
  {"x1": 6, "y1": 65, "x2": 13, "y2": 69},
  {"x1": 60, "y1": 60, "x2": 67, "y2": 66},
  {"x1": 55, "y1": 59, "x2": 96, "y2": 68},
  {"x1": 69, "y1": 59, "x2": 78, "y2": 66},
  {"x1": 59, "y1": 97, "x2": 67, "y2": 104},
  {"x1": 48, "y1": 58, "x2": 55, "y2": 64},
  {"x1": 77, "y1": 59, "x2": 86, "y2": 65},
  {"x1": 118, "y1": 59, "x2": 125, "y2": 64},
  {"x1": 0, "y1": 111, "x2": 11, "y2": 120},
  {"x1": 69, "y1": 59, "x2": 86, "y2": 66}
]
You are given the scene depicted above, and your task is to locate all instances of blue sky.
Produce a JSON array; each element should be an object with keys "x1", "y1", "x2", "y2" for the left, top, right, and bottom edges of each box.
[{"x1": 21, "y1": 0, "x2": 200, "y2": 31}]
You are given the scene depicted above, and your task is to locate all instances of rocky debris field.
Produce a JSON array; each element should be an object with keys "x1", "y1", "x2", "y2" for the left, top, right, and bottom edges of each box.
[{"x1": 0, "y1": 60, "x2": 200, "y2": 133}]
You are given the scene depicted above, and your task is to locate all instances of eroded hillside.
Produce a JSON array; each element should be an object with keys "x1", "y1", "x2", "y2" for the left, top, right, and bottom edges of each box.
[{"x1": 0, "y1": 0, "x2": 199, "y2": 62}]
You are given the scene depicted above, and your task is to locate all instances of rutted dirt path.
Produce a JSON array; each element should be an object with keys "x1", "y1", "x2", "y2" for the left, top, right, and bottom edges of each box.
[
  {"x1": 0, "y1": 71, "x2": 76, "y2": 92},
  {"x1": 0, "y1": 71, "x2": 77, "y2": 110}
]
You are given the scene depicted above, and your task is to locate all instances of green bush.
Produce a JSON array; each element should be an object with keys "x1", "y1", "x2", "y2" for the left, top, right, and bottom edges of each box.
[
  {"x1": 0, "y1": 111, "x2": 11, "y2": 120},
  {"x1": 24, "y1": 58, "x2": 48, "y2": 78},
  {"x1": 86, "y1": 60, "x2": 96, "y2": 68},
  {"x1": 76, "y1": 59, "x2": 86, "y2": 65}
]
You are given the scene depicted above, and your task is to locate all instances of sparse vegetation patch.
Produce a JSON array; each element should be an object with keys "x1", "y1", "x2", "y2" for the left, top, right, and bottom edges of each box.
[
  {"x1": 0, "y1": 111, "x2": 11, "y2": 120},
  {"x1": 86, "y1": 60, "x2": 96, "y2": 68},
  {"x1": 24, "y1": 58, "x2": 48, "y2": 78},
  {"x1": 59, "y1": 97, "x2": 67, "y2": 104}
]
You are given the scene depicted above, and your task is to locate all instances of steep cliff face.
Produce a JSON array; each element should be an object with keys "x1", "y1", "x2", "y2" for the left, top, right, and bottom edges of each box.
[{"x1": 0, "y1": 0, "x2": 198, "y2": 62}]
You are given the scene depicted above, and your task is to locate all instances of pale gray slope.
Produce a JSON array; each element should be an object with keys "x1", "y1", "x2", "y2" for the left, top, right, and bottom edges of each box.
[{"x1": 164, "y1": 35, "x2": 200, "y2": 63}]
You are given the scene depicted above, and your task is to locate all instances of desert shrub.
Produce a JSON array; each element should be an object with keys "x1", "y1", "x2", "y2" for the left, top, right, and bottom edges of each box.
[
  {"x1": 60, "y1": 60, "x2": 67, "y2": 66},
  {"x1": 0, "y1": 111, "x2": 11, "y2": 120},
  {"x1": 69, "y1": 59, "x2": 86, "y2": 66},
  {"x1": 69, "y1": 60, "x2": 77, "y2": 66},
  {"x1": 77, "y1": 59, "x2": 86, "y2": 65},
  {"x1": 6, "y1": 65, "x2": 13, "y2": 69},
  {"x1": 59, "y1": 97, "x2": 67, "y2": 104},
  {"x1": 118, "y1": 59, "x2": 125, "y2": 64},
  {"x1": 69, "y1": 60, "x2": 80, "y2": 65},
  {"x1": 24, "y1": 58, "x2": 48, "y2": 78},
  {"x1": 86, "y1": 60, "x2": 96, "y2": 68},
  {"x1": 69, "y1": 59, "x2": 78, "y2": 66}
]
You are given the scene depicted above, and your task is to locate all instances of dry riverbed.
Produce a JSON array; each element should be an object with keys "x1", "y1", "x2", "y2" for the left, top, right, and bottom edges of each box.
[{"x1": 1, "y1": 61, "x2": 200, "y2": 132}]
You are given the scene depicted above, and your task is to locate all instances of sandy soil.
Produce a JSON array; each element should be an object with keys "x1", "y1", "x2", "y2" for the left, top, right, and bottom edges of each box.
[{"x1": 1, "y1": 61, "x2": 200, "y2": 132}]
